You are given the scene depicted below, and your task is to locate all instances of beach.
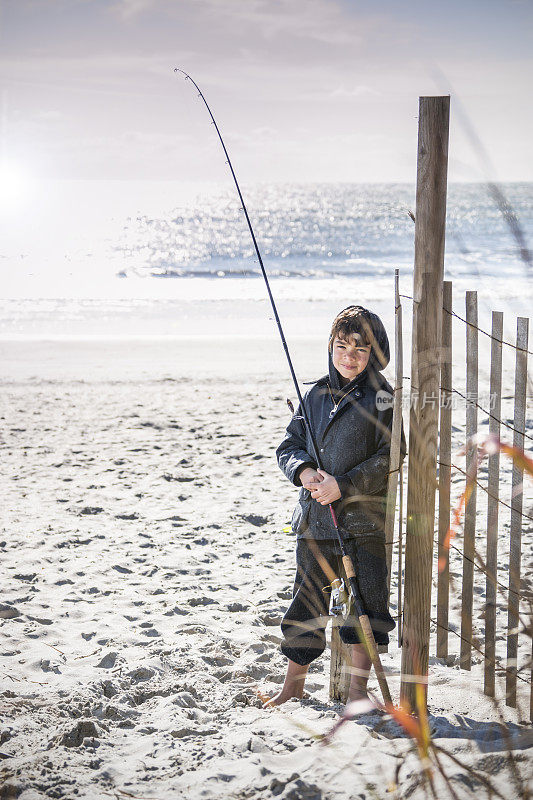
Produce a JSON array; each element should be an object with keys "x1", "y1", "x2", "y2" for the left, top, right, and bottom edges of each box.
[
  {"x1": 2, "y1": 0, "x2": 533, "y2": 785},
  {"x1": 1, "y1": 177, "x2": 532, "y2": 799},
  {"x1": 1, "y1": 322, "x2": 531, "y2": 799}
]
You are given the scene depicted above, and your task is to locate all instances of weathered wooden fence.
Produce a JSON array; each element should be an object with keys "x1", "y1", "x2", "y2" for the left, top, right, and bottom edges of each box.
[
  {"x1": 328, "y1": 95, "x2": 531, "y2": 718},
  {"x1": 434, "y1": 288, "x2": 531, "y2": 714},
  {"x1": 329, "y1": 281, "x2": 532, "y2": 718}
]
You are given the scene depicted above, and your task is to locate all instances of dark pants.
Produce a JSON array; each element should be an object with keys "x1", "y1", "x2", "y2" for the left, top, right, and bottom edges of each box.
[{"x1": 281, "y1": 536, "x2": 395, "y2": 666}]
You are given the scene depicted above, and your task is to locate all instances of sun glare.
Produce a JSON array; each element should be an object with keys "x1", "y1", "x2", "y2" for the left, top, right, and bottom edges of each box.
[{"x1": 0, "y1": 159, "x2": 32, "y2": 210}]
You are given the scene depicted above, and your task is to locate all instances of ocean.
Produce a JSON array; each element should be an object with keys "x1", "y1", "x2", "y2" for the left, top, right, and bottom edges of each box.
[{"x1": 1, "y1": 181, "x2": 531, "y2": 338}]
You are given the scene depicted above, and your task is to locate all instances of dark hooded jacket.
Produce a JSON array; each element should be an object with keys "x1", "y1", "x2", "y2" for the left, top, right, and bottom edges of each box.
[{"x1": 276, "y1": 308, "x2": 406, "y2": 540}]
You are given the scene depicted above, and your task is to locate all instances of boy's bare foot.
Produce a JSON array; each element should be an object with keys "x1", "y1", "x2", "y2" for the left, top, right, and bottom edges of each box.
[
  {"x1": 262, "y1": 687, "x2": 304, "y2": 708},
  {"x1": 262, "y1": 659, "x2": 309, "y2": 709}
]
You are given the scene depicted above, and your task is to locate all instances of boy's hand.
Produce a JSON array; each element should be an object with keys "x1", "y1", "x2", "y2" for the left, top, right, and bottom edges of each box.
[
  {"x1": 309, "y1": 469, "x2": 341, "y2": 505},
  {"x1": 299, "y1": 467, "x2": 323, "y2": 490}
]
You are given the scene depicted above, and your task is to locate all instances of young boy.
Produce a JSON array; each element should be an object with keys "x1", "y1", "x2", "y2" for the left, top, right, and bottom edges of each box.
[{"x1": 264, "y1": 305, "x2": 405, "y2": 708}]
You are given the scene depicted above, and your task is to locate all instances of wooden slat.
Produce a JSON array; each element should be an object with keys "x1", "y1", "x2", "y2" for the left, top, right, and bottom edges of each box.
[
  {"x1": 484, "y1": 311, "x2": 503, "y2": 697},
  {"x1": 529, "y1": 614, "x2": 533, "y2": 722},
  {"x1": 530, "y1": 620, "x2": 533, "y2": 722},
  {"x1": 400, "y1": 96, "x2": 449, "y2": 708},
  {"x1": 506, "y1": 317, "x2": 529, "y2": 707},
  {"x1": 385, "y1": 268, "x2": 404, "y2": 591},
  {"x1": 461, "y1": 290, "x2": 478, "y2": 670},
  {"x1": 437, "y1": 280, "x2": 452, "y2": 659},
  {"x1": 398, "y1": 462, "x2": 404, "y2": 644}
]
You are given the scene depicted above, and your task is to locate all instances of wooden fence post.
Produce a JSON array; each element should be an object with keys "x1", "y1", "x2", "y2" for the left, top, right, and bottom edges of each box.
[
  {"x1": 437, "y1": 280, "x2": 452, "y2": 659},
  {"x1": 484, "y1": 311, "x2": 503, "y2": 697},
  {"x1": 461, "y1": 290, "x2": 478, "y2": 670},
  {"x1": 400, "y1": 95, "x2": 450, "y2": 709},
  {"x1": 506, "y1": 316, "x2": 529, "y2": 707}
]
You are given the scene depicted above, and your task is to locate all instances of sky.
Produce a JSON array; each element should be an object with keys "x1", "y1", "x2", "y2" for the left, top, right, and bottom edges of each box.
[{"x1": 0, "y1": 0, "x2": 532, "y2": 185}]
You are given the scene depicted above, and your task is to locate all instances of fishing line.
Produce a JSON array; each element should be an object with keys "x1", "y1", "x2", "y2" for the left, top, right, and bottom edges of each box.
[{"x1": 174, "y1": 68, "x2": 321, "y2": 464}]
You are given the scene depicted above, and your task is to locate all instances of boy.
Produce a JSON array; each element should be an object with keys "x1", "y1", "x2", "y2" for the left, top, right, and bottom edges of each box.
[{"x1": 264, "y1": 305, "x2": 405, "y2": 708}]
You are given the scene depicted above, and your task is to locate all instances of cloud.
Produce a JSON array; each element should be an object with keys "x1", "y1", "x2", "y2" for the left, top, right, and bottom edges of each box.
[
  {"x1": 111, "y1": 0, "x2": 157, "y2": 20},
  {"x1": 199, "y1": 0, "x2": 364, "y2": 46},
  {"x1": 1, "y1": 0, "x2": 531, "y2": 182}
]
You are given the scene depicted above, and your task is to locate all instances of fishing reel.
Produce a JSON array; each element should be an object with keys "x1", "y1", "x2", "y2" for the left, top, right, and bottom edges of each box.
[{"x1": 325, "y1": 577, "x2": 353, "y2": 618}]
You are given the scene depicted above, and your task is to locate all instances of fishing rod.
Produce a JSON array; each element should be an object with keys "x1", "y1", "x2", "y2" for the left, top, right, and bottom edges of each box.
[{"x1": 174, "y1": 68, "x2": 392, "y2": 706}]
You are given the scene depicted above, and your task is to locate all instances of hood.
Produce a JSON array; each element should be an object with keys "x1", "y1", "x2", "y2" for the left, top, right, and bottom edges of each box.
[{"x1": 327, "y1": 306, "x2": 390, "y2": 394}]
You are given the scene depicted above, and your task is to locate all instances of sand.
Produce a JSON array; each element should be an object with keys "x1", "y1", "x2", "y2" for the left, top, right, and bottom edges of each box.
[{"x1": 1, "y1": 334, "x2": 532, "y2": 800}]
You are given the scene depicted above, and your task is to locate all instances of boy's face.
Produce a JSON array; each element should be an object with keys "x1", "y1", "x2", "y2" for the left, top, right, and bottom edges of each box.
[{"x1": 332, "y1": 335, "x2": 371, "y2": 384}]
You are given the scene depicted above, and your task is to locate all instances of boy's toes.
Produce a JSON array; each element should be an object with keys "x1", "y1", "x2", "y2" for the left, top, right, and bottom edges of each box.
[{"x1": 261, "y1": 691, "x2": 298, "y2": 708}]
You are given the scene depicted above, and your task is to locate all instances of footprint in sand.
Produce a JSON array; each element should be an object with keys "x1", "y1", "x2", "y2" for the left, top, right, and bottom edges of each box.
[
  {"x1": 201, "y1": 654, "x2": 233, "y2": 667},
  {"x1": 237, "y1": 513, "x2": 270, "y2": 526},
  {"x1": 13, "y1": 573, "x2": 36, "y2": 583},
  {"x1": 169, "y1": 727, "x2": 199, "y2": 739},
  {"x1": 40, "y1": 659, "x2": 62, "y2": 674},
  {"x1": 188, "y1": 597, "x2": 216, "y2": 607},
  {"x1": 95, "y1": 652, "x2": 119, "y2": 669},
  {"x1": 101, "y1": 680, "x2": 118, "y2": 698},
  {"x1": 232, "y1": 690, "x2": 263, "y2": 708},
  {"x1": 163, "y1": 606, "x2": 189, "y2": 617},
  {"x1": 0, "y1": 604, "x2": 21, "y2": 619},
  {"x1": 258, "y1": 612, "x2": 283, "y2": 627},
  {"x1": 140, "y1": 628, "x2": 160, "y2": 638},
  {"x1": 127, "y1": 666, "x2": 155, "y2": 682},
  {"x1": 226, "y1": 602, "x2": 248, "y2": 612},
  {"x1": 172, "y1": 692, "x2": 198, "y2": 709},
  {"x1": 61, "y1": 720, "x2": 101, "y2": 748}
]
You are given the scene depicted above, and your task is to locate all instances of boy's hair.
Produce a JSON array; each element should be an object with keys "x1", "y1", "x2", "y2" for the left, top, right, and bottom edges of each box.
[{"x1": 328, "y1": 306, "x2": 375, "y2": 353}]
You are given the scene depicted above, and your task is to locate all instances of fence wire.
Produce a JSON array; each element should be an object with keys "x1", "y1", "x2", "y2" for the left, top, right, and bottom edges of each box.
[
  {"x1": 399, "y1": 292, "x2": 533, "y2": 357},
  {"x1": 430, "y1": 617, "x2": 532, "y2": 687}
]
